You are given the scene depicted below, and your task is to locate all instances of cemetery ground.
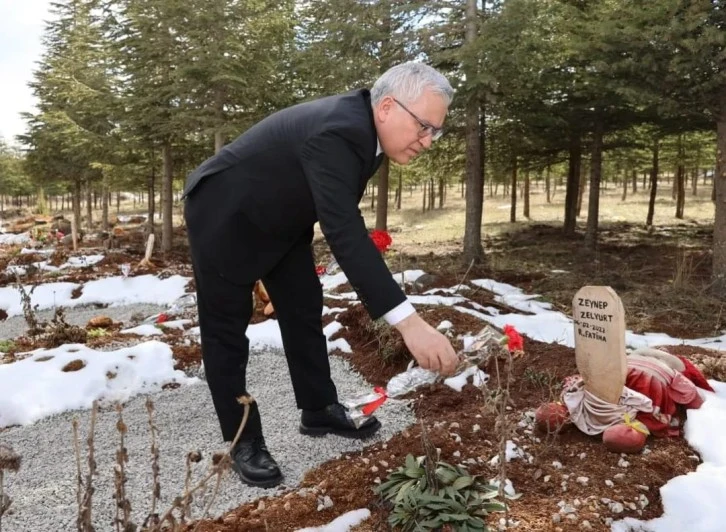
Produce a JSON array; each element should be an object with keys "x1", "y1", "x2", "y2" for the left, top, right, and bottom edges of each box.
[{"x1": 1, "y1": 185, "x2": 725, "y2": 532}]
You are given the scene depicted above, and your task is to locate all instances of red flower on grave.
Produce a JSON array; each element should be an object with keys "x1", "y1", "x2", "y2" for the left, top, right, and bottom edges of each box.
[
  {"x1": 156, "y1": 313, "x2": 169, "y2": 324},
  {"x1": 315, "y1": 265, "x2": 326, "y2": 276},
  {"x1": 370, "y1": 229, "x2": 392, "y2": 253},
  {"x1": 503, "y1": 325, "x2": 524, "y2": 352}
]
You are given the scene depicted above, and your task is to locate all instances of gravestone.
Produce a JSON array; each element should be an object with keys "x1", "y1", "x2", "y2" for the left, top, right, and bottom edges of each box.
[{"x1": 572, "y1": 286, "x2": 627, "y2": 404}]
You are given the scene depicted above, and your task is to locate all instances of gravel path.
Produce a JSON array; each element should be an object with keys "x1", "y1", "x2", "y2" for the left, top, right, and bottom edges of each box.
[
  {"x1": 0, "y1": 303, "x2": 168, "y2": 341},
  {"x1": 1, "y1": 347, "x2": 414, "y2": 531}
]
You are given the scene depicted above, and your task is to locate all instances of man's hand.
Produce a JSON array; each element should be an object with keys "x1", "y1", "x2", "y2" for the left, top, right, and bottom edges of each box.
[{"x1": 394, "y1": 313, "x2": 458, "y2": 376}]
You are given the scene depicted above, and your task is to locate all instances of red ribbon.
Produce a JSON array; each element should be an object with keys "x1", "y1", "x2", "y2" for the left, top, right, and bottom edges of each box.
[{"x1": 361, "y1": 386, "x2": 388, "y2": 416}]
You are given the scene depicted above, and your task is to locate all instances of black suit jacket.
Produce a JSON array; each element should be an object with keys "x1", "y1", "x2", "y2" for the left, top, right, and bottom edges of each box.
[{"x1": 183, "y1": 89, "x2": 406, "y2": 319}]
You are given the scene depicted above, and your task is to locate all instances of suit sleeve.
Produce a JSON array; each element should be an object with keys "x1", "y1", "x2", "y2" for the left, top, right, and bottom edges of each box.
[{"x1": 301, "y1": 130, "x2": 407, "y2": 319}]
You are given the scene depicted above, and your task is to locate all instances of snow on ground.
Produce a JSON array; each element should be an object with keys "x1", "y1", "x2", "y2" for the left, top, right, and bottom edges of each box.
[
  {"x1": 5, "y1": 254, "x2": 106, "y2": 276},
  {"x1": 295, "y1": 509, "x2": 371, "y2": 532},
  {"x1": 0, "y1": 231, "x2": 31, "y2": 245},
  {"x1": 0, "y1": 340, "x2": 196, "y2": 428},
  {"x1": 0, "y1": 273, "x2": 189, "y2": 317}
]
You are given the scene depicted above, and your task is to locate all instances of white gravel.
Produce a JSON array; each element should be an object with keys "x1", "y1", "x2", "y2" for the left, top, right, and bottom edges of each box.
[
  {"x1": 0, "y1": 303, "x2": 168, "y2": 341},
  {"x1": 1, "y1": 347, "x2": 414, "y2": 531}
]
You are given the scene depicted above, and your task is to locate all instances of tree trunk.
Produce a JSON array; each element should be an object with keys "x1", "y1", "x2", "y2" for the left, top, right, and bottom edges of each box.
[
  {"x1": 73, "y1": 178, "x2": 82, "y2": 235},
  {"x1": 85, "y1": 181, "x2": 93, "y2": 232},
  {"x1": 397, "y1": 168, "x2": 402, "y2": 210},
  {"x1": 161, "y1": 141, "x2": 173, "y2": 251},
  {"x1": 646, "y1": 138, "x2": 660, "y2": 227},
  {"x1": 102, "y1": 179, "x2": 109, "y2": 230},
  {"x1": 676, "y1": 136, "x2": 686, "y2": 219},
  {"x1": 510, "y1": 158, "x2": 517, "y2": 223},
  {"x1": 712, "y1": 93, "x2": 726, "y2": 291},
  {"x1": 36, "y1": 186, "x2": 47, "y2": 215},
  {"x1": 462, "y1": 0, "x2": 483, "y2": 262},
  {"x1": 215, "y1": 130, "x2": 224, "y2": 154},
  {"x1": 147, "y1": 155, "x2": 156, "y2": 237},
  {"x1": 692, "y1": 168, "x2": 698, "y2": 196},
  {"x1": 621, "y1": 169, "x2": 628, "y2": 201},
  {"x1": 375, "y1": 159, "x2": 389, "y2": 230},
  {"x1": 585, "y1": 121, "x2": 604, "y2": 250},
  {"x1": 564, "y1": 133, "x2": 581, "y2": 235},
  {"x1": 429, "y1": 179, "x2": 435, "y2": 210},
  {"x1": 545, "y1": 164, "x2": 551, "y2": 203},
  {"x1": 632, "y1": 168, "x2": 638, "y2": 192},
  {"x1": 422, "y1": 181, "x2": 427, "y2": 212},
  {"x1": 676, "y1": 165, "x2": 685, "y2": 218},
  {"x1": 523, "y1": 169, "x2": 530, "y2": 219},
  {"x1": 577, "y1": 159, "x2": 587, "y2": 217}
]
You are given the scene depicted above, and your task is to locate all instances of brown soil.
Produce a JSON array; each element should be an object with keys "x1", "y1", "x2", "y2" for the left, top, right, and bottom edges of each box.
[
  {"x1": 61, "y1": 359, "x2": 86, "y2": 372},
  {"x1": 192, "y1": 335, "x2": 701, "y2": 532}
]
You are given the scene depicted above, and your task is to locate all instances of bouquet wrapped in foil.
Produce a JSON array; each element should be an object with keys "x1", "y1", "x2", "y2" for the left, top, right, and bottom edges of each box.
[{"x1": 343, "y1": 325, "x2": 510, "y2": 428}]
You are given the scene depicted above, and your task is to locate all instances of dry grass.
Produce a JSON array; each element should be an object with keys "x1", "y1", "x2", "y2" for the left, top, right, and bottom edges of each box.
[{"x1": 357, "y1": 182, "x2": 715, "y2": 250}]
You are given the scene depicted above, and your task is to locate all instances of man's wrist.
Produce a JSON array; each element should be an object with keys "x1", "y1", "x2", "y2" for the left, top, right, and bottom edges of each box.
[{"x1": 383, "y1": 300, "x2": 416, "y2": 327}]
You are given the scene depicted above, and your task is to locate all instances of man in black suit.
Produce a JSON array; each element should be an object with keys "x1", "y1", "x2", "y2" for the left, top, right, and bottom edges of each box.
[{"x1": 183, "y1": 62, "x2": 458, "y2": 488}]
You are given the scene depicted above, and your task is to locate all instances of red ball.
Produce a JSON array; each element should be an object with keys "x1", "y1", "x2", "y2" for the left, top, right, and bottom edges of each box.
[
  {"x1": 603, "y1": 423, "x2": 647, "y2": 454},
  {"x1": 534, "y1": 403, "x2": 569, "y2": 434}
]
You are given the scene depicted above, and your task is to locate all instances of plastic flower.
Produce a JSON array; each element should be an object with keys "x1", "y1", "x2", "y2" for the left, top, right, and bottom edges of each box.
[
  {"x1": 315, "y1": 265, "x2": 326, "y2": 276},
  {"x1": 503, "y1": 325, "x2": 524, "y2": 352},
  {"x1": 156, "y1": 313, "x2": 169, "y2": 324},
  {"x1": 370, "y1": 229, "x2": 392, "y2": 253}
]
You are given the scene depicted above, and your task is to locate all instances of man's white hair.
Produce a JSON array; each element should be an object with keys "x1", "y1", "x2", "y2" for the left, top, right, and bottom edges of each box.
[{"x1": 370, "y1": 62, "x2": 454, "y2": 107}]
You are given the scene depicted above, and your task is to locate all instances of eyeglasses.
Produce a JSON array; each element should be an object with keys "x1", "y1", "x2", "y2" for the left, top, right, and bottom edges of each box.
[{"x1": 393, "y1": 98, "x2": 443, "y2": 141}]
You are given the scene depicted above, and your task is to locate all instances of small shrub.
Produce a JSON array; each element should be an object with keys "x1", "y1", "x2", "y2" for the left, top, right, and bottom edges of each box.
[
  {"x1": 365, "y1": 318, "x2": 409, "y2": 365},
  {"x1": 87, "y1": 328, "x2": 108, "y2": 339},
  {"x1": 376, "y1": 454, "x2": 506, "y2": 531},
  {"x1": 0, "y1": 340, "x2": 15, "y2": 353}
]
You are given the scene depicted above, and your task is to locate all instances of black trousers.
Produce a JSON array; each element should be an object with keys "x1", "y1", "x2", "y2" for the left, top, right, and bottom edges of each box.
[{"x1": 192, "y1": 236, "x2": 338, "y2": 442}]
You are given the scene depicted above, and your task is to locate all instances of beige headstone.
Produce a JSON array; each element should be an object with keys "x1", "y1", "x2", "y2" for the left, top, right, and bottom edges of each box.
[{"x1": 572, "y1": 286, "x2": 627, "y2": 404}]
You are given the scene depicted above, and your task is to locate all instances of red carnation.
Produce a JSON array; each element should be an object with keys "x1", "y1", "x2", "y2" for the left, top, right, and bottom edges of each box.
[
  {"x1": 370, "y1": 229, "x2": 392, "y2": 253},
  {"x1": 315, "y1": 265, "x2": 326, "y2": 276},
  {"x1": 156, "y1": 313, "x2": 169, "y2": 324},
  {"x1": 503, "y1": 324, "x2": 524, "y2": 352}
]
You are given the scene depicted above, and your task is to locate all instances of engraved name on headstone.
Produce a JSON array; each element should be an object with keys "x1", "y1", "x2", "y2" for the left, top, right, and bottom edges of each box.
[{"x1": 572, "y1": 286, "x2": 627, "y2": 404}]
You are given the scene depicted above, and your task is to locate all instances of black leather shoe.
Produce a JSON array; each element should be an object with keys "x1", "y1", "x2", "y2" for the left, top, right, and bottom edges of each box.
[
  {"x1": 300, "y1": 403, "x2": 381, "y2": 439},
  {"x1": 230, "y1": 436, "x2": 283, "y2": 488}
]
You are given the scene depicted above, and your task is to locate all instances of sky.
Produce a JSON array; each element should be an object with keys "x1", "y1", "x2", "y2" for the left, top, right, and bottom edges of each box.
[
  {"x1": 1, "y1": 247, "x2": 725, "y2": 530},
  {"x1": 0, "y1": 0, "x2": 51, "y2": 145}
]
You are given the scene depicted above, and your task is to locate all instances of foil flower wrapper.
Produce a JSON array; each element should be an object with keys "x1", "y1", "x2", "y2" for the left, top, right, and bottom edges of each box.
[
  {"x1": 343, "y1": 325, "x2": 509, "y2": 427},
  {"x1": 143, "y1": 293, "x2": 198, "y2": 324}
]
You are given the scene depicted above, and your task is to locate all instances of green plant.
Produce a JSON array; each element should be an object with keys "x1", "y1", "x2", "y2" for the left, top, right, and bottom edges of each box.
[
  {"x1": 0, "y1": 340, "x2": 15, "y2": 353},
  {"x1": 375, "y1": 454, "x2": 506, "y2": 531},
  {"x1": 87, "y1": 328, "x2": 108, "y2": 339}
]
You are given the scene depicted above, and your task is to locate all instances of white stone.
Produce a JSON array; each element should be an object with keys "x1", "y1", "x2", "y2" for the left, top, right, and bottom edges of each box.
[
  {"x1": 605, "y1": 480, "x2": 614, "y2": 488},
  {"x1": 552, "y1": 461, "x2": 563, "y2": 469},
  {"x1": 576, "y1": 477, "x2": 589, "y2": 485},
  {"x1": 610, "y1": 502, "x2": 624, "y2": 514}
]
